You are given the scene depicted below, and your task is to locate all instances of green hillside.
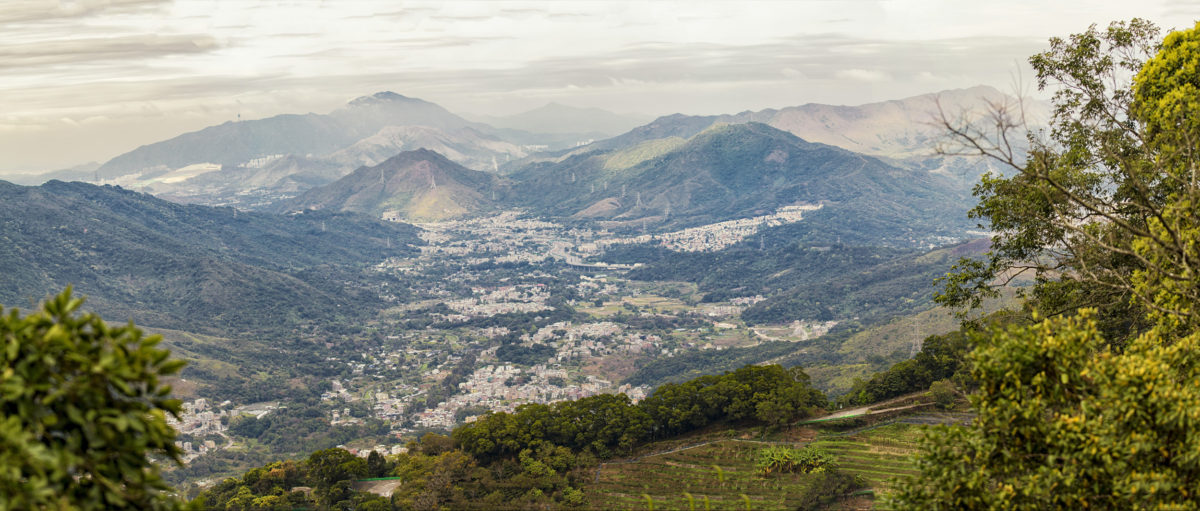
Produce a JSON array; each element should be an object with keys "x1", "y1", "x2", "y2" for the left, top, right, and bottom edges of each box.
[
  {"x1": 586, "y1": 419, "x2": 935, "y2": 510},
  {"x1": 511, "y1": 123, "x2": 974, "y2": 244},
  {"x1": 0, "y1": 179, "x2": 421, "y2": 334}
]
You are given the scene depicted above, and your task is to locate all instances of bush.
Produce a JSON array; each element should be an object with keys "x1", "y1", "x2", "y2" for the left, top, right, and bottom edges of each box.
[
  {"x1": 0, "y1": 289, "x2": 188, "y2": 510},
  {"x1": 928, "y1": 379, "x2": 957, "y2": 410}
]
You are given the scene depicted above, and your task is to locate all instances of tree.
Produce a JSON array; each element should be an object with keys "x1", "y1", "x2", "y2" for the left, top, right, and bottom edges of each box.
[
  {"x1": 934, "y1": 19, "x2": 1200, "y2": 341},
  {"x1": 892, "y1": 312, "x2": 1200, "y2": 509},
  {"x1": 926, "y1": 379, "x2": 956, "y2": 410},
  {"x1": 366, "y1": 450, "x2": 390, "y2": 478},
  {"x1": 896, "y1": 20, "x2": 1200, "y2": 509},
  {"x1": 0, "y1": 289, "x2": 188, "y2": 510},
  {"x1": 305, "y1": 448, "x2": 366, "y2": 506}
]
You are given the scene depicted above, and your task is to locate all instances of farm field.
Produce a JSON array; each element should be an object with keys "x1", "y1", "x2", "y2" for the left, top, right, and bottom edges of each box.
[
  {"x1": 810, "y1": 424, "x2": 925, "y2": 498},
  {"x1": 584, "y1": 418, "x2": 934, "y2": 510}
]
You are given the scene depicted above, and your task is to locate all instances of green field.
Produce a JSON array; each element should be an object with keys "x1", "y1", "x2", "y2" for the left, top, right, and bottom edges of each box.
[
  {"x1": 583, "y1": 419, "x2": 932, "y2": 510},
  {"x1": 811, "y1": 424, "x2": 925, "y2": 496}
]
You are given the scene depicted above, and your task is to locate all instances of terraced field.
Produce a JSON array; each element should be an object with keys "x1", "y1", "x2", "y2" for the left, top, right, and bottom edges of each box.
[
  {"x1": 584, "y1": 420, "x2": 934, "y2": 510},
  {"x1": 811, "y1": 424, "x2": 925, "y2": 495},
  {"x1": 588, "y1": 439, "x2": 823, "y2": 510}
]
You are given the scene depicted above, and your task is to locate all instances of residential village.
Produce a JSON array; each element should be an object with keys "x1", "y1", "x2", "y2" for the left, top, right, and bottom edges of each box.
[{"x1": 171, "y1": 208, "x2": 824, "y2": 473}]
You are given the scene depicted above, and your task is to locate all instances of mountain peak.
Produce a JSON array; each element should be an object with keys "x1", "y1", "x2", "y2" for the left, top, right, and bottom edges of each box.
[
  {"x1": 278, "y1": 148, "x2": 506, "y2": 221},
  {"x1": 346, "y1": 91, "x2": 422, "y2": 107}
]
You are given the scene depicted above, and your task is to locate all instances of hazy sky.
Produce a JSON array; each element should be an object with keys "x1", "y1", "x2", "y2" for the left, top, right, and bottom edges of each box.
[{"x1": 2, "y1": 0, "x2": 1197, "y2": 172}]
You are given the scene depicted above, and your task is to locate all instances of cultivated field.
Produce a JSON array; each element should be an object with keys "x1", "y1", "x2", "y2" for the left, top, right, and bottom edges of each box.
[{"x1": 584, "y1": 418, "x2": 932, "y2": 510}]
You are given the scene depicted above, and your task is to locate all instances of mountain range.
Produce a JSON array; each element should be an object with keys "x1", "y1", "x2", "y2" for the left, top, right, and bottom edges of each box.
[
  {"x1": 0, "y1": 179, "x2": 420, "y2": 334},
  {"x1": 508, "y1": 121, "x2": 975, "y2": 240},
  {"x1": 21, "y1": 85, "x2": 1038, "y2": 245},
  {"x1": 471, "y1": 102, "x2": 649, "y2": 137}
]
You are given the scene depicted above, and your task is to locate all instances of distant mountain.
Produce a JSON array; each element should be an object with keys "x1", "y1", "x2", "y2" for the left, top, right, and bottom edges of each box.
[
  {"x1": 0, "y1": 162, "x2": 100, "y2": 186},
  {"x1": 0, "y1": 179, "x2": 420, "y2": 334},
  {"x1": 511, "y1": 122, "x2": 974, "y2": 243},
  {"x1": 95, "y1": 92, "x2": 541, "y2": 209},
  {"x1": 275, "y1": 149, "x2": 508, "y2": 221},
  {"x1": 741, "y1": 85, "x2": 1044, "y2": 183},
  {"x1": 142, "y1": 125, "x2": 527, "y2": 209},
  {"x1": 509, "y1": 86, "x2": 1040, "y2": 187},
  {"x1": 98, "y1": 92, "x2": 483, "y2": 178},
  {"x1": 742, "y1": 86, "x2": 1040, "y2": 159},
  {"x1": 475, "y1": 102, "x2": 649, "y2": 137},
  {"x1": 327, "y1": 125, "x2": 526, "y2": 172}
]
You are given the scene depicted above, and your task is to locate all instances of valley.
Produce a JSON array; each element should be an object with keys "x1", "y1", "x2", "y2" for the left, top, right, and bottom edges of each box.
[
  {"x1": 6, "y1": 6, "x2": 1199, "y2": 510},
  {"x1": 0, "y1": 86, "x2": 1002, "y2": 494},
  {"x1": 152, "y1": 204, "x2": 979, "y2": 488}
]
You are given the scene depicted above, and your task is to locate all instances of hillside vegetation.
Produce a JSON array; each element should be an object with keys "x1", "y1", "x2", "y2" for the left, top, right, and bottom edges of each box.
[{"x1": 0, "y1": 180, "x2": 421, "y2": 334}]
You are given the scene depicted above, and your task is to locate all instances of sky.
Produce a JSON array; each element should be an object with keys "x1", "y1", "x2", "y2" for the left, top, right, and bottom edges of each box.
[{"x1": 1, "y1": 0, "x2": 1197, "y2": 173}]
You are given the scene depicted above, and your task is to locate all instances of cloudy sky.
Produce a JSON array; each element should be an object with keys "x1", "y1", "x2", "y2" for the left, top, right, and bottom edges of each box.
[{"x1": 1, "y1": 0, "x2": 1197, "y2": 172}]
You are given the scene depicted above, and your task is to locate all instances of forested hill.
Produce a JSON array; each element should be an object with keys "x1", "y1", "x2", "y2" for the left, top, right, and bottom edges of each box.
[
  {"x1": 511, "y1": 122, "x2": 975, "y2": 238},
  {"x1": 0, "y1": 180, "x2": 421, "y2": 334}
]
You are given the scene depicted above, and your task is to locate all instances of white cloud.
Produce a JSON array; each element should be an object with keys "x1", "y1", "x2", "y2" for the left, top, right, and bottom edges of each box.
[
  {"x1": 781, "y1": 67, "x2": 805, "y2": 79},
  {"x1": 0, "y1": 0, "x2": 1197, "y2": 171},
  {"x1": 834, "y1": 69, "x2": 892, "y2": 82}
]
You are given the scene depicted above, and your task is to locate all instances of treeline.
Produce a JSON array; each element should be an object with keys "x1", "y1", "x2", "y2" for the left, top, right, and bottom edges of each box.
[
  {"x1": 839, "y1": 331, "x2": 971, "y2": 406},
  {"x1": 198, "y1": 448, "x2": 395, "y2": 510},
  {"x1": 455, "y1": 364, "x2": 826, "y2": 461},
  {"x1": 197, "y1": 363, "x2": 828, "y2": 510},
  {"x1": 838, "y1": 311, "x2": 1022, "y2": 406}
]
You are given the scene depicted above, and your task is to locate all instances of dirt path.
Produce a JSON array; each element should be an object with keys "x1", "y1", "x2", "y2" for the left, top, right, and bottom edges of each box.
[
  {"x1": 801, "y1": 392, "x2": 931, "y2": 423},
  {"x1": 803, "y1": 402, "x2": 931, "y2": 423}
]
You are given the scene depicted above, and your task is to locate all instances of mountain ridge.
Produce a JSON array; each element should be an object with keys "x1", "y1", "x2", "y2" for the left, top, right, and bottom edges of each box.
[
  {"x1": 0, "y1": 179, "x2": 421, "y2": 334},
  {"x1": 510, "y1": 122, "x2": 974, "y2": 243},
  {"x1": 275, "y1": 148, "x2": 508, "y2": 221}
]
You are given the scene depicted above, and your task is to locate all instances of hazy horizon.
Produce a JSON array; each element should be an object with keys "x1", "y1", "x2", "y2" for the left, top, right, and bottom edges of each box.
[{"x1": 2, "y1": 0, "x2": 1197, "y2": 173}]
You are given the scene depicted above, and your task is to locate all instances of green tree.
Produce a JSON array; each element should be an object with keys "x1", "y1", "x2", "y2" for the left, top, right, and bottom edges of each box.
[
  {"x1": 366, "y1": 450, "x2": 390, "y2": 478},
  {"x1": 926, "y1": 379, "x2": 956, "y2": 410},
  {"x1": 897, "y1": 20, "x2": 1200, "y2": 509},
  {"x1": 934, "y1": 19, "x2": 1200, "y2": 341},
  {"x1": 0, "y1": 289, "x2": 188, "y2": 510},
  {"x1": 893, "y1": 312, "x2": 1200, "y2": 508},
  {"x1": 305, "y1": 448, "x2": 366, "y2": 506}
]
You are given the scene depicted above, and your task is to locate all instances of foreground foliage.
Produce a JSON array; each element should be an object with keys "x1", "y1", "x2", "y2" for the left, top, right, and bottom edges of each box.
[
  {"x1": 893, "y1": 312, "x2": 1200, "y2": 508},
  {"x1": 0, "y1": 289, "x2": 188, "y2": 510},
  {"x1": 455, "y1": 364, "x2": 826, "y2": 463},
  {"x1": 897, "y1": 19, "x2": 1200, "y2": 510}
]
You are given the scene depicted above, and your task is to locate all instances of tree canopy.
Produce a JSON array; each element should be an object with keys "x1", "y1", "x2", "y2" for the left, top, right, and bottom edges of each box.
[
  {"x1": 0, "y1": 289, "x2": 188, "y2": 510},
  {"x1": 935, "y1": 18, "x2": 1200, "y2": 341},
  {"x1": 896, "y1": 19, "x2": 1200, "y2": 509}
]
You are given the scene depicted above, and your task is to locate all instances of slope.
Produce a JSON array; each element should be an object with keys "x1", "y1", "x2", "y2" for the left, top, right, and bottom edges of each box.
[
  {"x1": 275, "y1": 149, "x2": 508, "y2": 221},
  {"x1": 0, "y1": 179, "x2": 421, "y2": 334},
  {"x1": 513, "y1": 122, "x2": 974, "y2": 241},
  {"x1": 97, "y1": 92, "x2": 482, "y2": 178}
]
